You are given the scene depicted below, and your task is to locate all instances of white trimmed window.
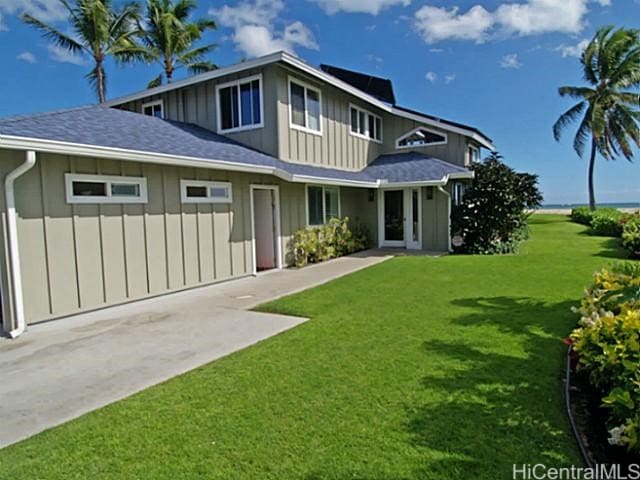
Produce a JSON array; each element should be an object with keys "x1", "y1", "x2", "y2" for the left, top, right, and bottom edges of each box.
[
  {"x1": 65, "y1": 173, "x2": 148, "y2": 204},
  {"x1": 396, "y1": 127, "x2": 447, "y2": 149},
  {"x1": 453, "y1": 183, "x2": 467, "y2": 206},
  {"x1": 142, "y1": 100, "x2": 164, "y2": 118},
  {"x1": 216, "y1": 75, "x2": 263, "y2": 133},
  {"x1": 306, "y1": 185, "x2": 340, "y2": 225},
  {"x1": 181, "y1": 180, "x2": 233, "y2": 204},
  {"x1": 289, "y1": 79, "x2": 322, "y2": 135},
  {"x1": 349, "y1": 105, "x2": 382, "y2": 142},
  {"x1": 467, "y1": 145, "x2": 480, "y2": 165}
]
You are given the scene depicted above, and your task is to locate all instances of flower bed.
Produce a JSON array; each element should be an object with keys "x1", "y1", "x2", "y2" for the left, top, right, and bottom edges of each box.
[{"x1": 570, "y1": 207, "x2": 640, "y2": 257}]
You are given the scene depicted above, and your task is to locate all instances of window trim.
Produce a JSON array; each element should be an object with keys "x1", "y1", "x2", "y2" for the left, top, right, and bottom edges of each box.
[
  {"x1": 142, "y1": 99, "x2": 164, "y2": 119},
  {"x1": 65, "y1": 173, "x2": 148, "y2": 204},
  {"x1": 288, "y1": 77, "x2": 323, "y2": 137},
  {"x1": 467, "y1": 144, "x2": 480, "y2": 165},
  {"x1": 395, "y1": 126, "x2": 448, "y2": 150},
  {"x1": 305, "y1": 184, "x2": 341, "y2": 226},
  {"x1": 215, "y1": 74, "x2": 264, "y2": 134},
  {"x1": 180, "y1": 179, "x2": 233, "y2": 204},
  {"x1": 349, "y1": 103, "x2": 383, "y2": 143}
]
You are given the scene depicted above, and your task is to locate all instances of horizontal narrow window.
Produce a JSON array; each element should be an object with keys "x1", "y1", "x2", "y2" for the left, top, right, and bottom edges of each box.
[
  {"x1": 217, "y1": 75, "x2": 262, "y2": 133},
  {"x1": 307, "y1": 185, "x2": 340, "y2": 226},
  {"x1": 349, "y1": 104, "x2": 382, "y2": 142},
  {"x1": 142, "y1": 100, "x2": 164, "y2": 119},
  {"x1": 181, "y1": 180, "x2": 233, "y2": 204},
  {"x1": 65, "y1": 174, "x2": 148, "y2": 204},
  {"x1": 396, "y1": 127, "x2": 447, "y2": 149}
]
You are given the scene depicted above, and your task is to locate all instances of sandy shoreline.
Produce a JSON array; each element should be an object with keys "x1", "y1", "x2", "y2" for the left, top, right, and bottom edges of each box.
[{"x1": 533, "y1": 208, "x2": 639, "y2": 215}]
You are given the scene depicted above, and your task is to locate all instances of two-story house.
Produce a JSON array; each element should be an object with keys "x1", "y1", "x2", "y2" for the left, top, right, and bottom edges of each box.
[{"x1": 0, "y1": 51, "x2": 493, "y2": 336}]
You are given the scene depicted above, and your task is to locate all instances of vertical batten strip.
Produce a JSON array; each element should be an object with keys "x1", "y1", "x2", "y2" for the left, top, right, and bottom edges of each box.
[{"x1": 39, "y1": 157, "x2": 54, "y2": 315}]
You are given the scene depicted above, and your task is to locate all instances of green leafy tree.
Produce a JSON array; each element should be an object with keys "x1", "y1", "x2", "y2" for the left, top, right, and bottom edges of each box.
[
  {"x1": 140, "y1": 0, "x2": 217, "y2": 88},
  {"x1": 553, "y1": 26, "x2": 640, "y2": 211},
  {"x1": 451, "y1": 152, "x2": 543, "y2": 255},
  {"x1": 22, "y1": 0, "x2": 143, "y2": 103}
]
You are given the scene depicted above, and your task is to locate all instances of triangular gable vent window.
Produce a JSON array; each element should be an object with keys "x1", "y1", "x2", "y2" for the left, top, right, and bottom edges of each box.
[{"x1": 396, "y1": 127, "x2": 447, "y2": 149}]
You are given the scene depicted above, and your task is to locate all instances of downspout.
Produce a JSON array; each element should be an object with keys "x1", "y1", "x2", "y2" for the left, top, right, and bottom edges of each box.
[
  {"x1": 4, "y1": 150, "x2": 36, "y2": 338},
  {"x1": 437, "y1": 185, "x2": 452, "y2": 253}
]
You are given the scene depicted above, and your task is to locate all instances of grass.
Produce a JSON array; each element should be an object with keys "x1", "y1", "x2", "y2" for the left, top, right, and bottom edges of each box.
[{"x1": 0, "y1": 215, "x2": 631, "y2": 479}]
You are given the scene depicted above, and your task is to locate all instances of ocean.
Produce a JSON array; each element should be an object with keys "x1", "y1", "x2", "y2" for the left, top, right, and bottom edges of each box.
[{"x1": 540, "y1": 202, "x2": 640, "y2": 210}]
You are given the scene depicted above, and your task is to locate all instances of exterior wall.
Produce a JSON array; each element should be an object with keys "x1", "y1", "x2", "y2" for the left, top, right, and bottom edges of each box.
[
  {"x1": 116, "y1": 65, "x2": 281, "y2": 158},
  {"x1": 340, "y1": 187, "x2": 378, "y2": 247},
  {"x1": 422, "y1": 185, "x2": 451, "y2": 251},
  {"x1": 0, "y1": 149, "x2": 306, "y2": 326},
  {"x1": 275, "y1": 68, "x2": 383, "y2": 171}
]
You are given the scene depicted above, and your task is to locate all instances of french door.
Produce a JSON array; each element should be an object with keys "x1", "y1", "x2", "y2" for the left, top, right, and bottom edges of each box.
[{"x1": 379, "y1": 188, "x2": 422, "y2": 249}]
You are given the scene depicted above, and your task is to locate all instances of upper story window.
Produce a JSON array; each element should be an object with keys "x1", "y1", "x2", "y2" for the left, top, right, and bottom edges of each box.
[
  {"x1": 142, "y1": 100, "x2": 164, "y2": 118},
  {"x1": 180, "y1": 180, "x2": 232, "y2": 204},
  {"x1": 289, "y1": 78, "x2": 322, "y2": 135},
  {"x1": 216, "y1": 75, "x2": 263, "y2": 133},
  {"x1": 467, "y1": 145, "x2": 480, "y2": 165},
  {"x1": 306, "y1": 185, "x2": 340, "y2": 225},
  {"x1": 349, "y1": 105, "x2": 382, "y2": 142},
  {"x1": 65, "y1": 173, "x2": 148, "y2": 204},
  {"x1": 396, "y1": 127, "x2": 447, "y2": 149}
]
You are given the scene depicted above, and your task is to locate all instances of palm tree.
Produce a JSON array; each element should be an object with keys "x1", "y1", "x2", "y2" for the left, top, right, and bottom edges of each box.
[
  {"x1": 22, "y1": 0, "x2": 143, "y2": 103},
  {"x1": 140, "y1": 0, "x2": 217, "y2": 88},
  {"x1": 553, "y1": 26, "x2": 640, "y2": 211}
]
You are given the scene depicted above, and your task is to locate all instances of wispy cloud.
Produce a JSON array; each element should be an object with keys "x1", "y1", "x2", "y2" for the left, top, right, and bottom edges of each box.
[
  {"x1": 308, "y1": 0, "x2": 410, "y2": 15},
  {"x1": 47, "y1": 45, "x2": 88, "y2": 66},
  {"x1": 211, "y1": 0, "x2": 318, "y2": 57},
  {"x1": 425, "y1": 71, "x2": 437, "y2": 83},
  {"x1": 500, "y1": 53, "x2": 522, "y2": 69},
  {"x1": 444, "y1": 74, "x2": 456, "y2": 84},
  {"x1": 555, "y1": 38, "x2": 589, "y2": 58},
  {"x1": 414, "y1": 0, "x2": 607, "y2": 44},
  {"x1": 0, "y1": 0, "x2": 68, "y2": 30},
  {"x1": 17, "y1": 51, "x2": 36, "y2": 63}
]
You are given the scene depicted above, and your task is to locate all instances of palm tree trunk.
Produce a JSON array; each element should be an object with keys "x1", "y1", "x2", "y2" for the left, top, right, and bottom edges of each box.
[
  {"x1": 588, "y1": 137, "x2": 597, "y2": 211},
  {"x1": 96, "y1": 60, "x2": 106, "y2": 104}
]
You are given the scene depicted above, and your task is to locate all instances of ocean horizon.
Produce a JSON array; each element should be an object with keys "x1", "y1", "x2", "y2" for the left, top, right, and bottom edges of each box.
[{"x1": 540, "y1": 202, "x2": 640, "y2": 210}]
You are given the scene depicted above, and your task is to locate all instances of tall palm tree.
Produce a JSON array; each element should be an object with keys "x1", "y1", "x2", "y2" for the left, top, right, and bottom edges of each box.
[
  {"x1": 140, "y1": 0, "x2": 217, "y2": 88},
  {"x1": 22, "y1": 0, "x2": 143, "y2": 103},
  {"x1": 553, "y1": 26, "x2": 640, "y2": 211}
]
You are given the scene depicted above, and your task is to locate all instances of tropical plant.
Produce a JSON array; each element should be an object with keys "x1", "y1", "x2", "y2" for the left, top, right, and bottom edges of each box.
[
  {"x1": 140, "y1": 0, "x2": 217, "y2": 87},
  {"x1": 22, "y1": 0, "x2": 143, "y2": 103},
  {"x1": 622, "y1": 216, "x2": 640, "y2": 257},
  {"x1": 553, "y1": 26, "x2": 640, "y2": 211},
  {"x1": 451, "y1": 152, "x2": 543, "y2": 254}
]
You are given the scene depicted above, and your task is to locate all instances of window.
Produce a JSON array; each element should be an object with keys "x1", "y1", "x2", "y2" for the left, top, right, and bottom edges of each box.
[
  {"x1": 306, "y1": 185, "x2": 340, "y2": 225},
  {"x1": 467, "y1": 145, "x2": 480, "y2": 165},
  {"x1": 181, "y1": 180, "x2": 232, "y2": 204},
  {"x1": 289, "y1": 79, "x2": 322, "y2": 134},
  {"x1": 217, "y1": 75, "x2": 262, "y2": 132},
  {"x1": 142, "y1": 100, "x2": 163, "y2": 118},
  {"x1": 396, "y1": 127, "x2": 447, "y2": 149},
  {"x1": 349, "y1": 105, "x2": 382, "y2": 142},
  {"x1": 452, "y1": 183, "x2": 466, "y2": 206},
  {"x1": 65, "y1": 174, "x2": 148, "y2": 204}
]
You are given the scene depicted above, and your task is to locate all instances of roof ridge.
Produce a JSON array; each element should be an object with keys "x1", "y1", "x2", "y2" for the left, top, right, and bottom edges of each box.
[{"x1": 0, "y1": 105, "x2": 98, "y2": 125}]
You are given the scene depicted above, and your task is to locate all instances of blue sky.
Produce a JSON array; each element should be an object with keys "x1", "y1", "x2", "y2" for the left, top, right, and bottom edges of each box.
[{"x1": 0, "y1": 0, "x2": 639, "y2": 205}]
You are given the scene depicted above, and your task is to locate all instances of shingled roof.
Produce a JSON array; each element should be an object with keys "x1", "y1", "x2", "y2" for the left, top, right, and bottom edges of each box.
[{"x1": 0, "y1": 106, "x2": 471, "y2": 185}]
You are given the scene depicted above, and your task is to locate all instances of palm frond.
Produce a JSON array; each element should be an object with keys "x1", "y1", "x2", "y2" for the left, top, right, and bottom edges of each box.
[
  {"x1": 553, "y1": 102, "x2": 586, "y2": 141},
  {"x1": 21, "y1": 13, "x2": 84, "y2": 53},
  {"x1": 147, "y1": 73, "x2": 164, "y2": 89}
]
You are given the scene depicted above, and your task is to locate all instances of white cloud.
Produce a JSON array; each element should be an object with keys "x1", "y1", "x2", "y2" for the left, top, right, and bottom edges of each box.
[
  {"x1": 17, "y1": 51, "x2": 36, "y2": 63},
  {"x1": 211, "y1": 0, "x2": 318, "y2": 57},
  {"x1": 309, "y1": 0, "x2": 410, "y2": 15},
  {"x1": 414, "y1": 5, "x2": 494, "y2": 44},
  {"x1": 47, "y1": 45, "x2": 87, "y2": 66},
  {"x1": 425, "y1": 71, "x2": 437, "y2": 82},
  {"x1": 429, "y1": 47, "x2": 444, "y2": 53},
  {"x1": 444, "y1": 74, "x2": 456, "y2": 84},
  {"x1": 500, "y1": 53, "x2": 522, "y2": 69},
  {"x1": 0, "y1": 0, "x2": 67, "y2": 27},
  {"x1": 0, "y1": 12, "x2": 6, "y2": 31},
  {"x1": 414, "y1": 0, "x2": 609, "y2": 44},
  {"x1": 555, "y1": 38, "x2": 589, "y2": 57}
]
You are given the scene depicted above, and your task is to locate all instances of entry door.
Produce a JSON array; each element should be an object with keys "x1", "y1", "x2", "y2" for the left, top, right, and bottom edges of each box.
[
  {"x1": 380, "y1": 188, "x2": 422, "y2": 249},
  {"x1": 253, "y1": 189, "x2": 277, "y2": 271}
]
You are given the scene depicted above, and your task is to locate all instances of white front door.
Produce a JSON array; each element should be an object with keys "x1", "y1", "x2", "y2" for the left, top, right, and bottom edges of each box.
[{"x1": 379, "y1": 188, "x2": 422, "y2": 249}]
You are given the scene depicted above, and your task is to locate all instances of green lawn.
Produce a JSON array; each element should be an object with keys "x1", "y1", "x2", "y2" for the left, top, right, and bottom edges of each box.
[{"x1": 0, "y1": 215, "x2": 630, "y2": 479}]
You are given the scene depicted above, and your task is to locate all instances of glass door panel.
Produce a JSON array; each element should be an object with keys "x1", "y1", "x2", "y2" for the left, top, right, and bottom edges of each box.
[{"x1": 384, "y1": 190, "x2": 404, "y2": 242}]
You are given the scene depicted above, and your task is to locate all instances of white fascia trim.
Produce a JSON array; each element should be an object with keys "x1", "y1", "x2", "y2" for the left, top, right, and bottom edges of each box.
[
  {"x1": 290, "y1": 174, "x2": 378, "y2": 188},
  {"x1": 103, "y1": 52, "x2": 285, "y2": 107},
  {"x1": 0, "y1": 135, "x2": 277, "y2": 176}
]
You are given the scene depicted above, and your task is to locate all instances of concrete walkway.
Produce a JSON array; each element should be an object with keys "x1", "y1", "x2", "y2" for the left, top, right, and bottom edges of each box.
[{"x1": 0, "y1": 251, "x2": 391, "y2": 448}]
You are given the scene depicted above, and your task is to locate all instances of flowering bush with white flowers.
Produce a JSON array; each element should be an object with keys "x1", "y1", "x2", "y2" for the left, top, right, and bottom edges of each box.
[{"x1": 571, "y1": 262, "x2": 640, "y2": 452}]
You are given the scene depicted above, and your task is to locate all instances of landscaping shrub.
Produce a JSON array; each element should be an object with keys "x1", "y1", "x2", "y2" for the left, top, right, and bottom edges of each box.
[
  {"x1": 292, "y1": 217, "x2": 369, "y2": 267},
  {"x1": 571, "y1": 206, "x2": 595, "y2": 225},
  {"x1": 571, "y1": 263, "x2": 640, "y2": 452},
  {"x1": 622, "y1": 216, "x2": 640, "y2": 258},
  {"x1": 451, "y1": 153, "x2": 542, "y2": 254},
  {"x1": 590, "y1": 210, "x2": 625, "y2": 237}
]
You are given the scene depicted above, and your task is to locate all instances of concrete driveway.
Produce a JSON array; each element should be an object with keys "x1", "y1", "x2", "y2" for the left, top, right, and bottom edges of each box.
[{"x1": 0, "y1": 252, "x2": 391, "y2": 448}]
